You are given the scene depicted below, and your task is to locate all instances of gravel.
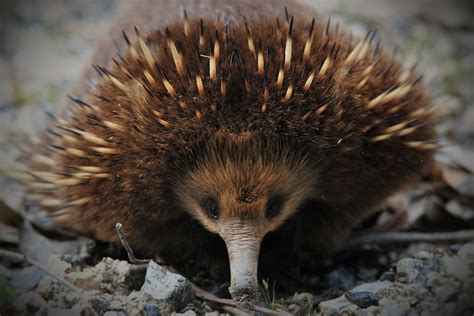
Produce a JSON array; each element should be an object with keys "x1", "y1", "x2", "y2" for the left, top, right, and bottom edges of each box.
[{"x1": 318, "y1": 241, "x2": 474, "y2": 315}]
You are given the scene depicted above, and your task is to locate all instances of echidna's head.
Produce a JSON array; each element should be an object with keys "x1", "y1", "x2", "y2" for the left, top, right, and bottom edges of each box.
[{"x1": 176, "y1": 132, "x2": 317, "y2": 304}]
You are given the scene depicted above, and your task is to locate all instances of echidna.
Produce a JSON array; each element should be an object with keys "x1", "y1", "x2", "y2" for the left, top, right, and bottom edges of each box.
[{"x1": 23, "y1": 0, "x2": 436, "y2": 305}]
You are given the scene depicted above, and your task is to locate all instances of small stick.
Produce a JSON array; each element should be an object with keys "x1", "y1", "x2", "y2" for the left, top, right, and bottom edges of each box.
[
  {"x1": 115, "y1": 222, "x2": 149, "y2": 264},
  {"x1": 191, "y1": 283, "x2": 291, "y2": 316},
  {"x1": 0, "y1": 249, "x2": 98, "y2": 316},
  {"x1": 346, "y1": 229, "x2": 474, "y2": 248},
  {"x1": 0, "y1": 249, "x2": 83, "y2": 294}
]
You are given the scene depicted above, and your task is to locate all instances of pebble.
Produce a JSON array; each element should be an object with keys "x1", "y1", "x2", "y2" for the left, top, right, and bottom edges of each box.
[
  {"x1": 319, "y1": 295, "x2": 359, "y2": 315},
  {"x1": 295, "y1": 292, "x2": 313, "y2": 302},
  {"x1": 458, "y1": 242, "x2": 474, "y2": 257},
  {"x1": 10, "y1": 266, "x2": 45, "y2": 291},
  {"x1": 415, "y1": 250, "x2": 433, "y2": 260},
  {"x1": 345, "y1": 291, "x2": 379, "y2": 308},
  {"x1": 379, "y1": 270, "x2": 395, "y2": 282},
  {"x1": 143, "y1": 303, "x2": 163, "y2": 316},
  {"x1": 396, "y1": 258, "x2": 424, "y2": 283},
  {"x1": 379, "y1": 299, "x2": 410, "y2": 316},
  {"x1": 350, "y1": 280, "x2": 393, "y2": 294},
  {"x1": 141, "y1": 260, "x2": 194, "y2": 311},
  {"x1": 37, "y1": 276, "x2": 55, "y2": 298},
  {"x1": 48, "y1": 255, "x2": 72, "y2": 276},
  {"x1": 14, "y1": 291, "x2": 47, "y2": 311},
  {"x1": 442, "y1": 255, "x2": 471, "y2": 280}
]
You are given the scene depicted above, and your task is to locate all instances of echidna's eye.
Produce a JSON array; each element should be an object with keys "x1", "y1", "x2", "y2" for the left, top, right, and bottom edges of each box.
[
  {"x1": 265, "y1": 195, "x2": 284, "y2": 219},
  {"x1": 202, "y1": 198, "x2": 220, "y2": 220}
]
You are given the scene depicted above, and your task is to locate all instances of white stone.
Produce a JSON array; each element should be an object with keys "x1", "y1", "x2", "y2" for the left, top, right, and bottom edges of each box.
[
  {"x1": 140, "y1": 260, "x2": 194, "y2": 311},
  {"x1": 458, "y1": 243, "x2": 474, "y2": 258},
  {"x1": 442, "y1": 256, "x2": 470, "y2": 280}
]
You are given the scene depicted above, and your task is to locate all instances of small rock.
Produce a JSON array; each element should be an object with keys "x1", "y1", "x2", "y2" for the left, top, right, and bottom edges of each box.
[
  {"x1": 458, "y1": 243, "x2": 474, "y2": 258},
  {"x1": 445, "y1": 200, "x2": 474, "y2": 221},
  {"x1": 345, "y1": 291, "x2": 379, "y2": 308},
  {"x1": 396, "y1": 258, "x2": 424, "y2": 283},
  {"x1": 449, "y1": 244, "x2": 463, "y2": 253},
  {"x1": 442, "y1": 255, "x2": 470, "y2": 280},
  {"x1": 295, "y1": 292, "x2": 313, "y2": 302},
  {"x1": 287, "y1": 304, "x2": 298, "y2": 312},
  {"x1": 108, "y1": 300, "x2": 123, "y2": 310},
  {"x1": 144, "y1": 303, "x2": 163, "y2": 316},
  {"x1": 14, "y1": 291, "x2": 47, "y2": 312},
  {"x1": 379, "y1": 271, "x2": 395, "y2": 282},
  {"x1": 379, "y1": 299, "x2": 410, "y2": 316},
  {"x1": 48, "y1": 255, "x2": 72, "y2": 276},
  {"x1": 350, "y1": 280, "x2": 393, "y2": 294},
  {"x1": 10, "y1": 266, "x2": 45, "y2": 291},
  {"x1": 141, "y1": 260, "x2": 194, "y2": 312},
  {"x1": 37, "y1": 276, "x2": 55, "y2": 299},
  {"x1": 71, "y1": 300, "x2": 97, "y2": 315},
  {"x1": 91, "y1": 258, "x2": 145, "y2": 293},
  {"x1": 66, "y1": 268, "x2": 97, "y2": 290},
  {"x1": 327, "y1": 267, "x2": 356, "y2": 290},
  {"x1": 204, "y1": 312, "x2": 219, "y2": 316},
  {"x1": 415, "y1": 250, "x2": 433, "y2": 260},
  {"x1": 364, "y1": 305, "x2": 381, "y2": 315},
  {"x1": 64, "y1": 291, "x2": 81, "y2": 305},
  {"x1": 319, "y1": 295, "x2": 359, "y2": 315}
]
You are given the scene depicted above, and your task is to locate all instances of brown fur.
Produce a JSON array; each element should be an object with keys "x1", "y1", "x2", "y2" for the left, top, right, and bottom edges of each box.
[{"x1": 25, "y1": 0, "x2": 435, "y2": 280}]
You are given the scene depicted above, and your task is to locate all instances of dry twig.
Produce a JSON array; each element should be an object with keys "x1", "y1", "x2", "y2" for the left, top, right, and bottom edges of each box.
[
  {"x1": 347, "y1": 229, "x2": 474, "y2": 248},
  {"x1": 0, "y1": 249, "x2": 98, "y2": 316},
  {"x1": 0, "y1": 249, "x2": 82, "y2": 294},
  {"x1": 115, "y1": 222, "x2": 150, "y2": 264},
  {"x1": 191, "y1": 283, "x2": 292, "y2": 316}
]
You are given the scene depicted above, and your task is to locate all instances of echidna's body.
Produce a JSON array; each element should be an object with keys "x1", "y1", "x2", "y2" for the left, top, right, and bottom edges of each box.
[{"x1": 25, "y1": 0, "x2": 436, "y2": 304}]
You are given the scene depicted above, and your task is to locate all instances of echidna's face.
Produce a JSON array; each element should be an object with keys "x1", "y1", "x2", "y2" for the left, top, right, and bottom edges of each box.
[{"x1": 176, "y1": 136, "x2": 317, "y2": 304}]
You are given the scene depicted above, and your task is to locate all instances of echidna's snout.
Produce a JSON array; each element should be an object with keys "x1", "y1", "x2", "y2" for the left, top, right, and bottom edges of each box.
[{"x1": 220, "y1": 220, "x2": 263, "y2": 307}]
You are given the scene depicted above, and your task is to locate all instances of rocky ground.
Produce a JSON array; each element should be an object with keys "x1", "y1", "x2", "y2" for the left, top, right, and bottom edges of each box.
[{"x1": 1, "y1": 0, "x2": 473, "y2": 315}]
